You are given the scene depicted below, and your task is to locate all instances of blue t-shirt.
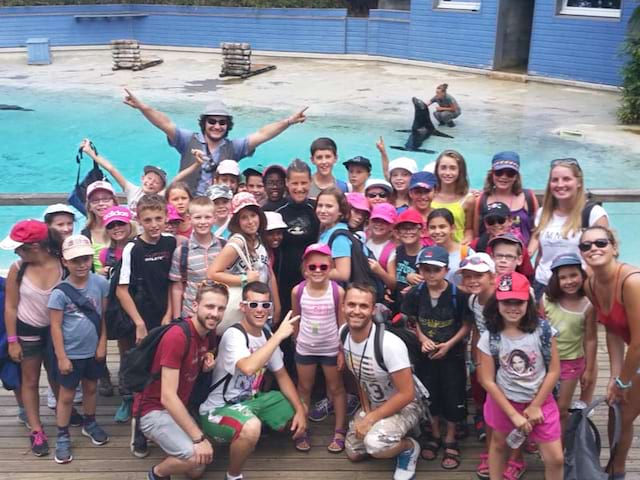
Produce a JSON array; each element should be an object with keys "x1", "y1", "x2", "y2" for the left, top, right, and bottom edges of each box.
[
  {"x1": 48, "y1": 274, "x2": 109, "y2": 360},
  {"x1": 169, "y1": 129, "x2": 251, "y2": 195},
  {"x1": 319, "y1": 222, "x2": 352, "y2": 259}
]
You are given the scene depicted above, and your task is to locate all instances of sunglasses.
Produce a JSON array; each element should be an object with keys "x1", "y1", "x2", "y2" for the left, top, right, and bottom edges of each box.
[
  {"x1": 493, "y1": 169, "x2": 518, "y2": 178},
  {"x1": 307, "y1": 263, "x2": 330, "y2": 272},
  {"x1": 206, "y1": 117, "x2": 228, "y2": 127},
  {"x1": 485, "y1": 217, "x2": 507, "y2": 226},
  {"x1": 242, "y1": 301, "x2": 273, "y2": 310},
  {"x1": 578, "y1": 238, "x2": 610, "y2": 252},
  {"x1": 551, "y1": 157, "x2": 581, "y2": 168},
  {"x1": 502, "y1": 299, "x2": 527, "y2": 306},
  {"x1": 366, "y1": 191, "x2": 388, "y2": 199},
  {"x1": 106, "y1": 221, "x2": 127, "y2": 230}
]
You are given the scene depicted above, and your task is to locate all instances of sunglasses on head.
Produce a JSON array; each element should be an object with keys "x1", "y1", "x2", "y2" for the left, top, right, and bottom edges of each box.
[
  {"x1": 206, "y1": 117, "x2": 228, "y2": 127},
  {"x1": 460, "y1": 256, "x2": 488, "y2": 267},
  {"x1": 242, "y1": 301, "x2": 273, "y2": 310},
  {"x1": 578, "y1": 238, "x2": 610, "y2": 252},
  {"x1": 307, "y1": 263, "x2": 330, "y2": 272},
  {"x1": 106, "y1": 221, "x2": 127, "y2": 230},
  {"x1": 485, "y1": 216, "x2": 507, "y2": 226},
  {"x1": 494, "y1": 169, "x2": 518, "y2": 178},
  {"x1": 198, "y1": 279, "x2": 230, "y2": 292},
  {"x1": 550, "y1": 157, "x2": 581, "y2": 169},
  {"x1": 366, "y1": 191, "x2": 388, "y2": 199}
]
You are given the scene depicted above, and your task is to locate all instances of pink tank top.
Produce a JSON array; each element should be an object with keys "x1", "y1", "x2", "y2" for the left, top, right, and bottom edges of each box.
[
  {"x1": 16, "y1": 261, "x2": 62, "y2": 340},
  {"x1": 296, "y1": 284, "x2": 340, "y2": 357}
]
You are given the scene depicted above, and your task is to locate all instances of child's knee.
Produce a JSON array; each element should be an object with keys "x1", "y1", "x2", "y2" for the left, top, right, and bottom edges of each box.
[
  {"x1": 186, "y1": 463, "x2": 206, "y2": 479},
  {"x1": 83, "y1": 380, "x2": 97, "y2": 395},
  {"x1": 237, "y1": 417, "x2": 261, "y2": 445},
  {"x1": 326, "y1": 381, "x2": 345, "y2": 398}
]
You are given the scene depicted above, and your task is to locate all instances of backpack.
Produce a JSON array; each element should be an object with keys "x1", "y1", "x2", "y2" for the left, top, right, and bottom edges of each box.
[
  {"x1": 378, "y1": 241, "x2": 396, "y2": 271},
  {"x1": 294, "y1": 280, "x2": 340, "y2": 315},
  {"x1": 581, "y1": 200, "x2": 602, "y2": 229},
  {"x1": 327, "y1": 229, "x2": 385, "y2": 303},
  {"x1": 53, "y1": 282, "x2": 102, "y2": 336},
  {"x1": 121, "y1": 320, "x2": 192, "y2": 394},
  {"x1": 67, "y1": 142, "x2": 109, "y2": 216},
  {"x1": 564, "y1": 397, "x2": 620, "y2": 480},
  {"x1": 0, "y1": 276, "x2": 21, "y2": 391}
]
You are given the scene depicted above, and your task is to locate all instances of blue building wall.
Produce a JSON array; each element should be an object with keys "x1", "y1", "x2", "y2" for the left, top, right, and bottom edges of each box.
[{"x1": 0, "y1": 3, "x2": 632, "y2": 85}]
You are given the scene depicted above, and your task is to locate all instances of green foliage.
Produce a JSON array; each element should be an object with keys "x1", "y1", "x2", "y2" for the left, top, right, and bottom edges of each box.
[
  {"x1": 0, "y1": 0, "x2": 345, "y2": 7},
  {"x1": 619, "y1": 4, "x2": 640, "y2": 125}
]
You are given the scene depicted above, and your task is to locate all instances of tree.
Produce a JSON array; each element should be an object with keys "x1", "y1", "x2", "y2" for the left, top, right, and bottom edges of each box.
[{"x1": 619, "y1": 3, "x2": 640, "y2": 124}]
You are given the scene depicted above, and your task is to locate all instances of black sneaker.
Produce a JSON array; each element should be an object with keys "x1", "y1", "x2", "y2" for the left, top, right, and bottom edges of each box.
[
  {"x1": 147, "y1": 466, "x2": 171, "y2": 480},
  {"x1": 69, "y1": 407, "x2": 83, "y2": 427},
  {"x1": 98, "y1": 375, "x2": 114, "y2": 397},
  {"x1": 131, "y1": 418, "x2": 149, "y2": 458}
]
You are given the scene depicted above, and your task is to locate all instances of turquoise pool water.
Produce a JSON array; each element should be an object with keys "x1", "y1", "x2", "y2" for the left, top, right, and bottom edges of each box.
[{"x1": 1, "y1": 86, "x2": 639, "y2": 266}]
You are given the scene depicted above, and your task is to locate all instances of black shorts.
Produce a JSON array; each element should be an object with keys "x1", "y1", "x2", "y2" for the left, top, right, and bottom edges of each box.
[
  {"x1": 295, "y1": 353, "x2": 338, "y2": 366},
  {"x1": 416, "y1": 351, "x2": 466, "y2": 423},
  {"x1": 54, "y1": 357, "x2": 106, "y2": 390}
]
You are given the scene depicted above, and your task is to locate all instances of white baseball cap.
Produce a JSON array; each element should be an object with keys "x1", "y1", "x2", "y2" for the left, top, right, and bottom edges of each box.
[
  {"x1": 389, "y1": 157, "x2": 418, "y2": 175},
  {"x1": 216, "y1": 160, "x2": 240, "y2": 176},
  {"x1": 43, "y1": 204, "x2": 76, "y2": 219}
]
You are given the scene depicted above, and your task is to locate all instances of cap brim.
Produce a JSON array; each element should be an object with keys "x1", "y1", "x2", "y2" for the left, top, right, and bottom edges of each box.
[
  {"x1": 493, "y1": 164, "x2": 519, "y2": 171},
  {"x1": 417, "y1": 260, "x2": 447, "y2": 268},
  {"x1": 267, "y1": 222, "x2": 288, "y2": 231},
  {"x1": 62, "y1": 246, "x2": 94, "y2": 260},
  {"x1": 496, "y1": 291, "x2": 530, "y2": 301},
  {"x1": 370, "y1": 215, "x2": 393, "y2": 223},
  {"x1": 0, "y1": 236, "x2": 23, "y2": 251},
  {"x1": 457, "y1": 265, "x2": 492, "y2": 274}
]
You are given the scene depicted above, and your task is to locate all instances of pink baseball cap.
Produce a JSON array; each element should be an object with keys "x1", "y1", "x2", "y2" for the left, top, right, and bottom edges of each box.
[
  {"x1": 370, "y1": 203, "x2": 397, "y2": 224},
  {"x1": 0, "y1": 219, "x2": 49, "y2": 250},
  {"x1": 167, "y1": 204, "x2": 183, "y2": 222},
  {"x1": 231, "y1": 192, "x2": 260, "y2": 215},
  {"x1": 346, "y1": 192, "x2": 371, "y2": 213},
  {"x1": 303, "y1": 243, "x2": 332, "y2": 259},
  {"x1": 86, "y1": 180, "x2": 115, "y2": 199},
  {"x1": 103, "y1": 206, "x2": 132, "y2": 227}
]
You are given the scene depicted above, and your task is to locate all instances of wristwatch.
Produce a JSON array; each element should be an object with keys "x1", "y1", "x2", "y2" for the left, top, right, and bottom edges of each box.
[
  {"x1": 193, "y1": 434, "x2": 206, "y2": 444},
  {"x1": 614, "y1": 376, "x2": 632, "y2": 390}
]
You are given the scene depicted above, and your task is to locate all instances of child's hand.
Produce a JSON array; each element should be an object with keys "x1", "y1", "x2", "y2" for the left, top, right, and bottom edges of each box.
[
  {"x1": 421, "y1": 338, "x2": 437, "y2": 353},
  {"x1": 429, "y1": 341, "x2": 451, "y2": 360},
  {"x1": 80, "y1": 138, "x2": 95, "y2": 155},
  {"x1": 8, "y1": 342, "x2": 23, "y2": 363},
  {"x1": 406, "y1": 272, "x2": 424, "y2": 285},
  {"x1": 246, "y1": 271, "x2": 260, "y2": 283},
  {"x1": 375, "y1": 136, "x2": 386, "y2": 153},
  {"x1": 135, "y1": 324, "x2": 148, "y2": 345},
  {"x1": 523, "y1": 405, "x2": 544, "y2": 425},
  {"x1": 368, "y1": 258, "x2": 384, "y2": 275},
  {"x1": 509, "y1": 412, "x2": 532, "y2": 434},
  {"x1": 580, "y1": 368, "x2": 596, "y2": 394},
  {"x1": 58, "y1": 357, "x2": 73, "y2": 375},
  {"x1": 337, "y1": 351, "x2": 345, "y2": 372},
  {"x1": 202, "y1": 352, "x2": 215, "y2": 372},
  {"x1": 191, "y1": 149, "x2": 207, "y2": 164},
  {"x1": 95, "y1": 344, "x2": 107, "y2": 362}
]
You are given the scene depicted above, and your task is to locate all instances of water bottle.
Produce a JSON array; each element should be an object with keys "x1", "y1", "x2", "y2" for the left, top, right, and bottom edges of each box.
[{"x1": 506, "y1": 428, "x2": 527, "y2": 449}]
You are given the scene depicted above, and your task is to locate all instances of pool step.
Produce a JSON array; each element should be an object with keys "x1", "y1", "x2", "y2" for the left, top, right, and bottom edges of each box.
[{"x1": 488, "y1": 71, "x2": 528, "y2": 83}]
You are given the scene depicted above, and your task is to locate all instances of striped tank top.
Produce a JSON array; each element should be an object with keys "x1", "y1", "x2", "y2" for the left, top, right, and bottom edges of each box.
[{"x1": 296, "y1": 284, "x2": 340, "y2": 357}]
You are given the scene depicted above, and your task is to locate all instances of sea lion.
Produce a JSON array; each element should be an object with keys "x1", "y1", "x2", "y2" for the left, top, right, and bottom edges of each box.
[
  {"x1": 390, "y1": 97, "x2": 452, "y2": 154},
  {"x1": 0, "y1": 104, "x2": 34, "y2": 112}
]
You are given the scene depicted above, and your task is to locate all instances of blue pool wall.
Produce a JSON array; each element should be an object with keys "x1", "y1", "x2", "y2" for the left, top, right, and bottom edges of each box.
[{"x1": 0, "y1": 2, "x2": 632, "y2": 86}]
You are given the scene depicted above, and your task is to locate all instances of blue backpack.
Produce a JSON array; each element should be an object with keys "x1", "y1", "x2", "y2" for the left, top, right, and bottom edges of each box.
[{"x1": 0, "y1": 276, "x2": 21, "y2": 391}]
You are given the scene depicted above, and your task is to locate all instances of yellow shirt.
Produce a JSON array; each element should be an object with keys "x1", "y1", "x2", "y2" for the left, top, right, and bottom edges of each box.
[{"x1": 431, "y1": 195, "x2": 469, "y2": 242}]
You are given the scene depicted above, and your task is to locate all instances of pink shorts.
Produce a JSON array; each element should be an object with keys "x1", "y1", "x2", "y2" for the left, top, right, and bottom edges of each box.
[
  {"x1": 484, "y1": 393, "x2": 561, "y2": 443},
  {"x1": 560, "y1": 357, "x2": 585, "y2": 381}
]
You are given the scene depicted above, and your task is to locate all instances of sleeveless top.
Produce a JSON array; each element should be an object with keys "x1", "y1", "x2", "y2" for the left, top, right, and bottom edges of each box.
[
  {"x1": 296, "y1": 284, "x2": 340, "y2": 357},
  {"x1": 543, "y1": 294, "x2": 589, "y2": 360},
  {"x1": 589, "y1": 265, "x2": 640, "y2": 345},
  {"x1": 431, "y1": 194, "x2": 469, "y2": 242},
  {"x1": 227, "y1": 234, "x2": 270, "y2": 284}
]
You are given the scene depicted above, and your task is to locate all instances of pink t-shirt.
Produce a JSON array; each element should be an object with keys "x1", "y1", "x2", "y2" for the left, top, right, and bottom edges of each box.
[{"x1": 295, "y1": 283, "x2": 340, "y2": 357}]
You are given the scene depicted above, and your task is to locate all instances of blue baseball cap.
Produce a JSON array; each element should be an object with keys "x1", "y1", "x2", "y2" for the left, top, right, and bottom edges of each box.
[
  {"x1": 492, "y1": 151, "x2": 520, "y2": 172},
  {"x1": 416, "y1": 246, "x2": 449, "y2": 268},
  {"x1": 409, "y1": 171, "x2": 437, "y2": 191},
  {"x1": 550, "y1": 253, "x2": 583, "y2": 271}
]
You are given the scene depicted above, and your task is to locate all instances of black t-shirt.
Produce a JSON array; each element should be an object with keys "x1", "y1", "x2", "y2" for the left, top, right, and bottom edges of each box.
[
  {"x1": 263, "y1": 197, "x2": 288, "y2": 212},
  {"x1": 274, "y1": 199, "x2": 320, "y2": 318},
  {"x1": 393, "y1": 244, "x2": 419, "y2": 309},
  {"x1": 119, "y1": 235, "x2": 177, "y2": 329},
  {"x1": 401, "y1": 281, "x2": 471, "y2": 354}
]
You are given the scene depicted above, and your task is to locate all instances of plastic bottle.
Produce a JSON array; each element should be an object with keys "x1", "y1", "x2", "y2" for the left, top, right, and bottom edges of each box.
[{"x1": 506, "y1": 428, "x2": 527, "y2": 449}]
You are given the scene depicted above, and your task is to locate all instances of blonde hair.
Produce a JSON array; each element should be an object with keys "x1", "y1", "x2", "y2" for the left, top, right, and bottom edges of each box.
[
  {"x1": 535, "y1": 161, "x2": 586, "y2": 239},
  {"x1": 84, "y1": 195, "x2": 117, "y2": 231}
]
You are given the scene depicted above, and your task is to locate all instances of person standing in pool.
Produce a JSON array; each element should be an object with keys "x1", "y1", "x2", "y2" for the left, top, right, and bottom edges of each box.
[{"x1": 122, "y1": 89, "x2": 307, "y2": 196}]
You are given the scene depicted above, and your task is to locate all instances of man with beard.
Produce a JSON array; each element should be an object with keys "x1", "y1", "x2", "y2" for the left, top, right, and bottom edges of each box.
[
  {"x1": 123, "y1": 89, "x2": 307, "y2": 195},
  {"x1": 134, "y1": 282, "x2": 228, "y2": 480}
]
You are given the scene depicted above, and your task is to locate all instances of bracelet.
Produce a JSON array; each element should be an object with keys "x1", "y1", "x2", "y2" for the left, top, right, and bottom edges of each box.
[
  {"x1": 193, "y1": 434, "x2": 206, "y2": 444},
  {"x1": 240, "y1": 273, "x2": 248, "y2": 288},
  {"x1": 285, "y1": 117, "x2": 292, "y2": 127},
  {"x1": 615, "y1": 376, "x2": 633, "y2": 390},
  {"x1": 7, "y1": 335, "x2": 18, "y2": 343}
]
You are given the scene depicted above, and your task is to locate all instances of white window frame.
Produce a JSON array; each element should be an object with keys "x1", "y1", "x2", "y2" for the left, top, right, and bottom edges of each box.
[
  {"x1": 435, "y1": 0, "x2": 481, "y2": 12},
  {"x1": 559, "y1": 0, "x2": 621, "y2": 18}
]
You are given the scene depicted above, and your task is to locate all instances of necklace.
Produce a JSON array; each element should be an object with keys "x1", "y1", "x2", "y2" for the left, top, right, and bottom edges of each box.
[{"x1": 348, "y1": 325, "x2": 372, "y2": 384}]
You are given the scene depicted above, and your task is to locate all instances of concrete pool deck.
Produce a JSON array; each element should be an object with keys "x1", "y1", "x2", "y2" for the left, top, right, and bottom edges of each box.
[{"x1": 1, "y1": 48, "x2": 639, "y2": 154}]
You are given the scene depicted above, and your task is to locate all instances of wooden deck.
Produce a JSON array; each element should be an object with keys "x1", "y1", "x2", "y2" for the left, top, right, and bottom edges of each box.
[{"x1": 1, "y1": 331, "x2": 639, "y2": 480}]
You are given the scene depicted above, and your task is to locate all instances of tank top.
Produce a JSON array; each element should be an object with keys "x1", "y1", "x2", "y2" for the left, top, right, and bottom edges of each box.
[
  {"x1": 227, "y1": 234, "x2": 270, "y2": 284},
  {"x1": 543, "y1": 294, "x2": 589, "y2": 360},
  {"x1": 296, "y1": 284, "x2": 340, "y2": 357},
  {"x1": 589, "y1": 265, "x2": 640, "y2": 345},
  {"x1": 431, "y1": 194, "x2": 469, "y2": 242},
  {"x1": 15, "y1": 261, "x2": 63, "y2": 341}
]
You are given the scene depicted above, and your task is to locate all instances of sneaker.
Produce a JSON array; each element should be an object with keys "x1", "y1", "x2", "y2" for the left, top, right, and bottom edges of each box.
[
  {"x1": 54, "y1": 433, "x2": 73, "y2": 464},
  {"x1": 114, "y1": 398, "x2": 133, "y2": 423},
  {"x1": 73, "y1": 385, "x2": 83, "y2": 405},
  {"x1": 308, "y1": 397, "x2": 333, "y2": 422},
  {"x1": 98, "y1": 375, "x2": 114, "y2": 397},
  {"x1": 346, "y1": 394, "x2": 361, "y2": 417},
  {"x1": 69, "y1": 407, "x2": 83, "y2": 427},
  {"x1": 30, "y1": 430, "x2": 50, "y2": 457},
  {"x1": 131, "y1": 417, "x2": 149, "y2": 458},
  {"x1": 147, "y1": 466, "x2": 171, "y2": 480},
  {"x1": 17, "y1": 407, "x2": 31, "y2": 430},
  {"x1": 47, "y1": 387, "x2": 57, "y2": 410},
  {"x1": 393, "y1": 437, "x2": 420, "y2": 480},
  {"x1": 474, "y1": 415, "x2": 486, "y2": 442},
  {"x1": 82, "y1": 421, "x2": 109, "y2": 446}
]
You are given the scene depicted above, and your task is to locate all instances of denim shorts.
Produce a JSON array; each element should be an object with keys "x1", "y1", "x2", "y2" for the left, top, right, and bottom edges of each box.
[{"x1": 294, "y1": 353, "x2": 338, "y2": 366}]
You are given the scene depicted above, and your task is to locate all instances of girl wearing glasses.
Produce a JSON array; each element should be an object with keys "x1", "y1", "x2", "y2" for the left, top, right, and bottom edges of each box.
[
  {"x1": 81, "y1": 181, "x2": 118, "y2": 273},
  {"x1": 291, "y1": 244, "x2": 346, "y2": 453},
  {"x1": 580, "y1": 226, "x2": 640, "y2": 479},
  {"x1": 97, "y1": 206, "x2": 135, "y2": 277},
  {"x1": 529, "y1": 158, "x2": 608, "y2": 301},
  {"x1": 474, "y1": 152, "x2": 538, "y2": 246}
]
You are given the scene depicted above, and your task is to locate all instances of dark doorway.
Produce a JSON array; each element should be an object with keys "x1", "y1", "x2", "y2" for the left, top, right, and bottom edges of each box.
[{"x1": 493, "y1": 0, "x2": 535, "y2": 73}]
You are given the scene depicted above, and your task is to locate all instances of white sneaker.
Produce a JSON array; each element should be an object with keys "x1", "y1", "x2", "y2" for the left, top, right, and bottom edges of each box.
[
  {"x1": 73, "y1": 386, "x2": 83, "y2": 405},
  {"x1": 393, "y1": 437, "x2": 419, "y2": 480},
  {"x1": 47, "y1": 387, "x2": 57, "y2": 410}
]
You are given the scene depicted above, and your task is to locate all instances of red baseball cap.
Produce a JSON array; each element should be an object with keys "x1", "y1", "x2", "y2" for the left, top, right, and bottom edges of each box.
[
  {"x1": 0, "y1": 220, "x2": 49, "y2": 250},
  {"x1": 395, "y1": 208, "x2": 424, "y2": 227},
  {"x1": 495, "y1": 272, "x2": 531, "y2": 301}
]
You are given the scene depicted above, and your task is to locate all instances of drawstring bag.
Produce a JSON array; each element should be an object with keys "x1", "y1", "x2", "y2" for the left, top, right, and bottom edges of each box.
[
  {"x1": 563, "y1": 397, "x2": 621, "y2": 480},
  {"x1": 67, "y1": 142, "x2": 108, "y2": 216}
]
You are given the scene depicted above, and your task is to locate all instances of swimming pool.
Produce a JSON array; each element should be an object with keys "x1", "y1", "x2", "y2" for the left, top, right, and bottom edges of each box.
[{"x1": 1, "y1": 85, "x2": 639, "y2": 266}]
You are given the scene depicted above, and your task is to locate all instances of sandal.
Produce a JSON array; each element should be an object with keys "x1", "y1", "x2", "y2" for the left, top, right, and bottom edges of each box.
[
  {"x1": 441, "y1": 441, "x2": 461, "y2": 470},
  {"x1": 327, "y1": 428, "x2": 346, "y2": 453},
  {"x1": 419, "y1": 435, "x2": 441, "y2": 461},
  {"x1": 294, "y1": 431, "x2": 311, "y2": 452},
  {"x1": 476, "y1": 452, "x2": 490, "y2": 479},
  {"x1": 503, "y1": 459, "x2": 527, "y2": 480}
]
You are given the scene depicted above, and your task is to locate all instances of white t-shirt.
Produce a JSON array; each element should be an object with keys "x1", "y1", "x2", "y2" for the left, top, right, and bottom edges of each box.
[
  {"x1": 534, "y1": 205, "x2": 607, "y2": 285},
  {"x1": 124, "y1": 180, "x2": 144, "y2": 213},
  {"x1": 199, "y1": 326, "x2": 284, "y2": 414},
  {"x1": 341, "y1": 323, "x2": 411, "y2": 409},
  {"x1": 477, "y1": 326, "x2": 555, "y2": 403},
  {"x1": 366, "y1": 238, "x2": 396, "y2": 265}
]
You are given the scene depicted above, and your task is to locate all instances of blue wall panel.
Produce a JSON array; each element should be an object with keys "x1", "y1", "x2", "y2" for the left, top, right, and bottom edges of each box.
[
  {"x1": 346, "y1": 17, "x2": 368, "y2": 54},
  {"x1": 528, "y1": 2, "x2": 633, "y2": 85},
  {"x1": 368, "y1": 10, "x2": 410, "y2": 58}
]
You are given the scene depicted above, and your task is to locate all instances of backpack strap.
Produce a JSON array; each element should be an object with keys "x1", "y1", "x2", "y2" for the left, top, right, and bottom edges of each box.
[
  {"x1": 374, "y1": 322, "x2": 388, "y2": 373},
  {"x1": 581, "y1": 201, "x2": 598, "y2": 229},
  {"x1": 378, "y1": 241, "x2": 395, "y2": 270},
  {"x1": 539, "y1": 318, "x2": 553, "y2": 371},
  {"x1": 180, "y1": 239, "x2": 189, "y2": 284},
  {"x1": 524, "y1": 189, "x2": 536, "y2": 214},
  {"x1": 330, "y1": 280, "x2": 340, "y2": 314},
  {"x1": 295, "y1": 280, "x2": 307, "y2": 314},
  {"x1": 54, "y1": 282, "x2": 101, "y2": 336},
  {"x1": 489, "y1": 331, "x2": 501, "y2": 370},
  {"x1": 106, "y1": 247, "x2": 117, "y2": 268},
  {"x1": 16, "y1": 261, "x2": 28, "y2": 287}
]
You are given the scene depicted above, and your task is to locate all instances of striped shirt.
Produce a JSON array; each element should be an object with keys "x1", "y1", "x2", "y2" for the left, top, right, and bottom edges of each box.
[
  {"x1": 169, "y1": 234, "x2": 224, "y2": 318},
  {"x1": 296, "y1": 284, "x2": 340, "y2": 357}
]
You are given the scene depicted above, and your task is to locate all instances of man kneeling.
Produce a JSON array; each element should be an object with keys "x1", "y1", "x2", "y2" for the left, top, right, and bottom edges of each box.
[
  {"x1": 341, "y1": 283, "x2": 425, "y2": 480},
  {"x1": 199, "y1": 281, "x2": 306, "y2": 480}
]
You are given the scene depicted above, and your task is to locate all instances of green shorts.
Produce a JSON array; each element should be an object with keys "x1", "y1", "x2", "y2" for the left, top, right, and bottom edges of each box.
[{"x1": 200, "y1": 391, "x2": 295, "y2": 443}]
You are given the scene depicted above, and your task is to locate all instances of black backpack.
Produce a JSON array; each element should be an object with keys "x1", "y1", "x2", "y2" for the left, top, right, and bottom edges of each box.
[
  {"x1": 581, "y1": 200, "x2": 602, "y2": 229},
  {"x1": 67, "y1": 142, "x2": 109, "y2": 216},
  {"x1": 327, "y1": 229, "x2": 385, "y2": 303}
]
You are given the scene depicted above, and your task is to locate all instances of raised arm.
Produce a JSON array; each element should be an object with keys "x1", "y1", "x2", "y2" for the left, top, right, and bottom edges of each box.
[
  {"x1": 123, "y1": 88, "x2": 177, "y2": 144},
  {"x1": 80, "y1": 139, "x2": 129, "y2": 192},
  {"x1": 247, "y1": 107, "x2": 307, "y2": 152},
  {"x1": 375, "y1": 136, "x2": 390, "y2": 181},
  {"x1": 172, "y1": 149, "x2": 205, "y2": 184}
]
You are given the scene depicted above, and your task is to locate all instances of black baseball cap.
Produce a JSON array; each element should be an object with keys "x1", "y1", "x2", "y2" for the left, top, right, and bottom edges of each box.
[
  {"x1": 343, "y1": 156, "x2": 372, "y2": 172},
  {"x1": 484, "y1": 202, "x2": 510, "y2": 219}
]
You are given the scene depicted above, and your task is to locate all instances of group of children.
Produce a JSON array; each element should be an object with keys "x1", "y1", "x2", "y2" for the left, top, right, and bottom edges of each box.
[{"x1": 0, "y1": 126, "x2": 613, "y2": 480}]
